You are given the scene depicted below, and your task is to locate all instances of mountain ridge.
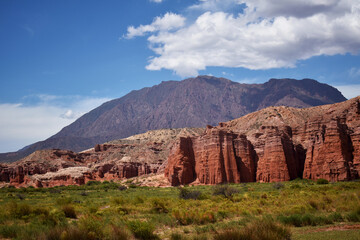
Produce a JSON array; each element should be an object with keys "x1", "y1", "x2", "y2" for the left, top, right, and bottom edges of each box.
[{"x1": 0, "y1": 76, "x2": 346, "y2": 163}]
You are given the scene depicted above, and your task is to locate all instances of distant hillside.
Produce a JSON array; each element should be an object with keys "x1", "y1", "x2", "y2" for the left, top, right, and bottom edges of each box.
[{"x1": 0, "y1": 76, "x2": 346, "y2": 163}]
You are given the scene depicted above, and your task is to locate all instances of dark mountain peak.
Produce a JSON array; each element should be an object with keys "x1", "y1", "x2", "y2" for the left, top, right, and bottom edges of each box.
[{"x1": 0, "y1": 76, "x2": 346, "y2": 163}]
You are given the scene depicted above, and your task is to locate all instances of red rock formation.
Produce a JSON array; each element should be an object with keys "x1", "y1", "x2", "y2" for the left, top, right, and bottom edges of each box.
[
  {"x1": 256, "y1": 126, "x2": 299, "y2": 182},
  {"x1": 165, "y1": 137, "x2": 195, "y2": 186},
  {"x1": 166, "y1": 128, "x2": 257, "y2": 185},
  {"x1": 0, "y1": 127, "x2": 204, "y2": 187},
  {"x1": 302, "y1": 118, "x2": 357, "y2": 181},
  {"x1": 165, "y1": 97, "x2": 360, "y2": 185}
]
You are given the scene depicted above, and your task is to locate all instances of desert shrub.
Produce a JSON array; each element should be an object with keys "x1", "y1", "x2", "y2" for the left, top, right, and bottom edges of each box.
[
  {"x1": 345, "y1": 207, "x2": 360, "y2": 222},
  {"x1": 127, "y1": 220, "x2": 159, "y2": 240},
  {"x1": 316, "y1": 178, "x2": 329, "y2": 184},
  {"x1": 118, "y1": 185, "x2": 128, "y2": 191},
  {"x1": 8, "y1": 201, "x2": 32, "y2": 218},
  {"x1": 290, "y1": 184, "x2": 301, "y2": 189},
  {"x1": 133, "y1": 196, "x2": 145, "y2": 204},
  {"x1": 328, "y1": 212, "x2": 343, "y2": 222},
  {"x1": 79, "y1": 191, "x2": 88, "y2": 196},
  {"x1": 44, "y1": 225, "x2": 90, "y2": 240},
  {"x1": 111, "y1": 196, "x2": 125, "y2": 205},
  {"x1": 179, "y1": 187, "x2": 202, "y2": 200},
  {"x1": 62, "y1": 205, "x2": 77, "y2": 218},
  {"x1": 0, "y1": 224, "x2": 20, "y2": 238},
  {"x1": 16, "y1": 193, "x2": 26, "y2": 200},
  {"x1": 49, "y1": 188, "x2": 62, "y2": 194},
  {"x1": 308, "y1": 200, "x2": 319, "y2": 210},
  {"x1": 129, "y1": 183, "x2": 138, "y2": 188},
  {"x1": 151, "y1": 198, "x2": 169, "y2": 213},
  {"x1": 45, "y1": 209, "x2": 67, "y2": 226},
  {"x1": 272, "y1": 182, "x2": 285, "y2": 190},
  {"x1": 116, "y1": 206, "x2": 130, "y2": 215},
  {"x1": 108, "y1": 225, "x2": 130, "y2": 240},
  {"x1": 170, "y1": 232, "x2": 183, "y2": 240},
  {"x1": 173, "y1": 208, "x2": 216, "y2": 225},
  {"x1": 192, "y1": 235, "x2": 208, "y2": 240},
  {"x1": 86, "y1": 180, "x2": 101, "y2": 186},
  {"x1": 214, "y1": 218, "x2": 291, "y2": 240},
  {"x1": 77, "y1": 215, "x2": 104, "y2": 239},
  {"x1": 278, "y1": 213, "x2": 333, "y2": 227},
  {"x1": 56, "y1": 197, "x2": 72, "y2": 205},
  {"x1": 213, "y1": 184, "x2": 239, "y2": 198}
]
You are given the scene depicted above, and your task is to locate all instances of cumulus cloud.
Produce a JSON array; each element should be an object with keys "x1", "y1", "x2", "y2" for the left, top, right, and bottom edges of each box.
[
  {"x1": 150, "y1": 0, "x2": 163, "y2": 3},
  {"x1": 125, "y1": 12, "x2": 186, "y2": 39},
  {"x1": 0, "y1": 95, "x2": 110, "y2": 153},
  {"x1": 127, "y1": 0, "x2": 360, "y2": 77}
]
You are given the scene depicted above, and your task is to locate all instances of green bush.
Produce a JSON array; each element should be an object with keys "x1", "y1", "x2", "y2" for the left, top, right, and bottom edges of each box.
[
  {"x1": 44, "y1": 225, "x2": 90, "y2": 240},
  {"x1": 127, "y1": 220, "x2": 159, "y2": 240},
  {"x1": 345, "y1": 207, "x2": 360, "y2": 222},
  {"x1": 151, "y1": 198, "x2": 169, "y2": 213},
  {"x1": 170, "y1": 232, "x2": 183, "y2": 240},
  {"x1": 109, "y1": 225, "x2": 130, "y2": 240},
  {"x1": 316, "y1": 178, "x2": 329, "y2": 184},
  {"x1": 278, "y1": 213, "x2": 333, "y2": 227},
  {"x1": 86, "y1": 180, "x2": 101, "y2": 186},
  {"x1": 78, "y1": 215, "x2": 104, "y2": 239},
  {"x1": 8, "y1": 202, "x2": 32, "y2": 218},
  {"x1": 213, "y1": 184, "x2": 239, "y2": 198},
  {"x1": 0, "y1": 224, "x2": 20, "y2": 238},
  {"x1": 62, "y1": 205, "x2": 77, "y2": 218},
  {"x1": 273, "y1": 182, "x2": 285, "y2": 190},
  {"x1": 214, "y1": 218, "x2": 291, "y2": 240},
  {"x1": 56, "y1": 197, "x2": 72, "y2": 205},
  {"x1": 172, "y1": 208, "x2": 216, "y2": 225},
  {"x1": 179, "y1": 187, "x2": 202, "y2": 200}
]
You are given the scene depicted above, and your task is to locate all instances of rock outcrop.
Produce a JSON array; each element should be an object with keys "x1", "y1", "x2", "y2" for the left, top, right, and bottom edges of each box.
[
  {"x1": 0, "y1": 128, "x2": 203, "y2": 187},
  {"x1": 165, "y1": 96, "x2": 360, "y2": 185}
]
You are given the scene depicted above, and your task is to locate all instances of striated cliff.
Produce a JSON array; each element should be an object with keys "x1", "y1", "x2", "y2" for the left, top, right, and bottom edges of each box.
[
  {"x1": 165, "y1": 96, "x2": 360, "y2": 185},
  {"x1": 0, "y1": 128, "x2": 203, "y2": 187}
]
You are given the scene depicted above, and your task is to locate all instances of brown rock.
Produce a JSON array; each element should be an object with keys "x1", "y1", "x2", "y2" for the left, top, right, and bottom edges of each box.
[{"x1": 166, "y1": 96, "x2": 360, "y2": 185}]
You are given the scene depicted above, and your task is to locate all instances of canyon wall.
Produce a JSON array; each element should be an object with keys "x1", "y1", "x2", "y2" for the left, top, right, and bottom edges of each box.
[{"x1": 165, "y1": 97, "x2": 360, "y2": 185}]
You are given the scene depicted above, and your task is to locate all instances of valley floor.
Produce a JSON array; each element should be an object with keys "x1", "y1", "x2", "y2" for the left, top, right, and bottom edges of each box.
[{"x1": 0, "y1": 179, "x2": 359, "y2": 240}]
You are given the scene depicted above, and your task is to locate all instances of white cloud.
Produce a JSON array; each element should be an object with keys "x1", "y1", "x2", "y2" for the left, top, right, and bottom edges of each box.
[
  {"x1": 125, "y1": 12, "x2": 186, "y2": 39},
  {"x1": 335, "y1": 84, "x2": 360, "y2": 99},
  {"x1": 349, "y1": 67, "x2": 360, "y2": 78},
  {"x1": 0, "y1": 96, "x2": 110, "y2": 153},
  {"x1": 188, "y1": 0, "x2": 243, "y2": 12},
  {"x1": 150, "y1": 0, "x2": 163, "y2": 3},
  {"x1": 127, "y1": 0, "x2": 360, "y2": 77}
]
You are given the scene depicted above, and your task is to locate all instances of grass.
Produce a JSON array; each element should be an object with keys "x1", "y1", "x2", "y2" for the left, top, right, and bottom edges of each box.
[{"x1": 0, "y1": 180, "x2": 359, "y2": 239}]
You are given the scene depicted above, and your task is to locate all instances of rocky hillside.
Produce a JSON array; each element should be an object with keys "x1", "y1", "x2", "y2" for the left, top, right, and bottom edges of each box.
[
  {"x1": 1, "y1": 97, "x2": 359, "y2": 188},
  {"x1": 0, "y1": 128, "x2": 203, "y2": 187},
  {"x1": 0, "y1": 76, "x2": 346, "y2": 163},
  {"x1": 165, "y1": 96, "x2": 360, "y2": 185}
]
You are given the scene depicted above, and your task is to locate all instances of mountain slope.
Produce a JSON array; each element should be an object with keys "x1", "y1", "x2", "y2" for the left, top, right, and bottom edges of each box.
[{"x1": 0, "y1": 76, "x2": 346, "y2": 162}]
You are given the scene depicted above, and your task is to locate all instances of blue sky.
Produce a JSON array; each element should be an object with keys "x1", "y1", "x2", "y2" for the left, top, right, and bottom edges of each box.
[{"x1": 0, "y1": 0, "x2": 360, "y2": 153}]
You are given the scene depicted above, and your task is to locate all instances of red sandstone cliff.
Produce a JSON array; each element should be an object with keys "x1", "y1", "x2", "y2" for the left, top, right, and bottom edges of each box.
[
  {"x1": 165, "y1": 96, "x2": 360, "y2": 185},
  {"x1": 0, "y1": 128, "x2": 203, "y2": 187}
]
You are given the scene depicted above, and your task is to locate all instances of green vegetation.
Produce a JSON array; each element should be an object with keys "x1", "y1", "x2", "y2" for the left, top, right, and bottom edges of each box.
[{"x1": 0, "y1": 180, "x2": 359, "y2": 239}]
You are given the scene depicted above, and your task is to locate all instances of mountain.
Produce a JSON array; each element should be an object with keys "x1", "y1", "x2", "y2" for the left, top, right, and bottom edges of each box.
[
  {"x1": 0, "y1": 76, "x2": 346, "y2": 163},
  {"x1": 1, "y1": 97, "x2": 359, "y2": 188}
]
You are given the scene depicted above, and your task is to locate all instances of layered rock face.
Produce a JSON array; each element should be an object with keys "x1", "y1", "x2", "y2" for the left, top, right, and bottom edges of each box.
[
  {"x1": 0, "y1": 128, "x2": 203, "y2": 187},
  {"x1": 166, "y1": 97, "x2": 360, "y2": 185}
]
